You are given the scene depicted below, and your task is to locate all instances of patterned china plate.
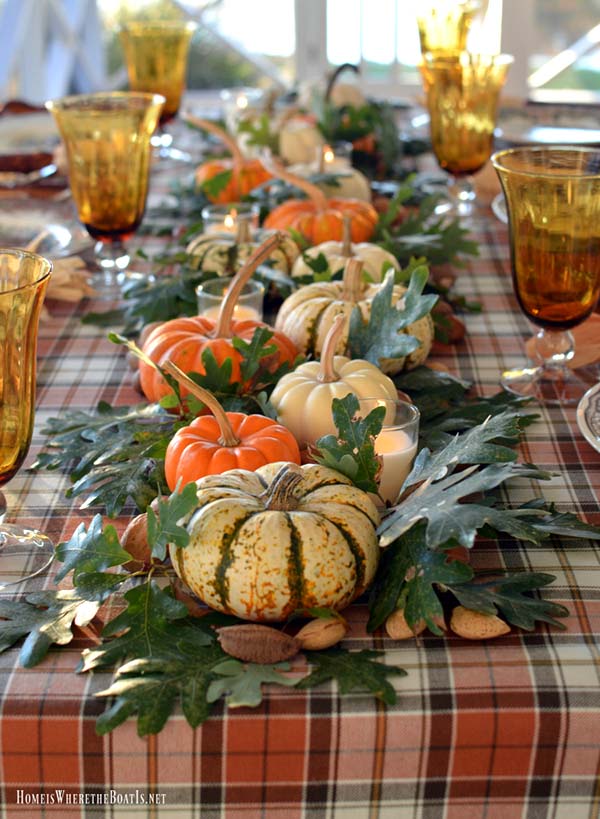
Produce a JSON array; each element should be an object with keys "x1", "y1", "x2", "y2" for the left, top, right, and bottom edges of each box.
[{"x1": 577, "y1": 382, "x2": 600, "y2": 453}]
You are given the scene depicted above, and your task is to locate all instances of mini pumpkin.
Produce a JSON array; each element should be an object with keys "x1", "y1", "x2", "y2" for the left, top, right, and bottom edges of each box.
[
  {"x1": 171, "y1": 461, "x2": 380, "y2": 621},
  {"x1": 292, "y1": 215, "x2": 400, "y2": 281},
  {"x1": 186, "y1": 221, "x2": 300, "y2": 278},
  {"x1": 279, "y1": 115, "x2": 325, "y2": 164},
  {"x1": 187, "y1": 115, "x2": 272, "y2": 204},
  {"x1": 287, "y1": 153, "x2": 372, "y2": 203},
  {"x1": 270, "y1": 314, "x2": 398, "y2": 447},
  {"x1": 262, "y1": 155, "x2": 378, "y2": 244},
  {"x1": 139, "y1": 234, "x2": 299, "y2": 403},
  {"x1": 275, "y1": 258, "x2": 434, "y2": 373},
  {"x1": 163, "y1": 365, "x2": 301, "y2": 490}
]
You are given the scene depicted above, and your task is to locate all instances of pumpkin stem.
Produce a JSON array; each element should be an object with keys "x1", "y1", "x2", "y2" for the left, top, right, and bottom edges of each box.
[
  {"x1": 236, "y1": 220, "x2": 252, "y2": 244},
  {"x1": 183, "y1": 114, "x2": 245, "y2": 167},
  {"x1": 214, "y1": 232, "x2": 283, "y2": 339},
  {"x1": 341, "y1": 257, "x2": 364, "y2": 302},
  {"x1": 325, "y1": 62, "x2": 360, "y2": 103},
  {"x1": 261, "y1": 151, "x2": 328, "y2": 211},
  {"x1": 263, "y1": 464, "x2": 304, "y2": 511},
  {"x1": 341, "y1": 215, "x2": 353, "y2": 257},
  {"x1": 318, "y1": 313, "x2": 346, "y2": 383},
  {"x1": 162, "y1": 361, "x2": 241, "y2": 447}
]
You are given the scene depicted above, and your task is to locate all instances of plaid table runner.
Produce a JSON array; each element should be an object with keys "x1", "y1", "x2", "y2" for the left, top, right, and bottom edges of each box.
[{"x1": 0, "y1": 162, "x2": 599, "y2": 819}]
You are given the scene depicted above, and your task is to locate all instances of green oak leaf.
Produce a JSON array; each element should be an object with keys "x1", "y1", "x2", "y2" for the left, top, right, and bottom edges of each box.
[
  {"x1": 147, "y1": 482, "x2": 198, "y2": 561},
  {"x1": 80, "y1": 581, "x2": 214, "y2": 672},
  {"x1": 0, "y1": 590, "x2": 100, "y2": 667},
  {"x1": 55, "y1": 515, "x2": 131, "y2": 583},
  {"x1": 95, "y1": 643, "x2": 227, "y2": 736},
  {"x1": 348, "y1": 267, "x2": 438, "y2": 367},
  {"x1": 198, "y1": 169, "x2": 233, "y2": 199},
  {"x1": 206, "y1": 659, "x2": 297, "y2": 708},
  {"x1": 368, "y1": 523, "x2": 473, "y2": 634},
  {"x1": 312, "y1": 393, "x2": 385, "y2": 493},
  {"x1": 297, "y1": 648, "x2": 406, "y2": 705},
  {"x1": 448, "y1": 573, "x2": 569, "y2": 630}
]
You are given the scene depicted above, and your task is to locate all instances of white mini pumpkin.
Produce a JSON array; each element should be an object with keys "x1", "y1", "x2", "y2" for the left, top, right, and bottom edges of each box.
[{"x1": 270, "y1": 314, "x2": 398, "y2": 447}]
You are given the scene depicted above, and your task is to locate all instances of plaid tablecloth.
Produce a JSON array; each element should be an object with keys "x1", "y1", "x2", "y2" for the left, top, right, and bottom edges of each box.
[{"x1": 0, "y1": 162, "x2": 599, "y2": 819}]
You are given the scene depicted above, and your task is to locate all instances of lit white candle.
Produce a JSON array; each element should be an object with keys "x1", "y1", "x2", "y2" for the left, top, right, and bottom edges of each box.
[
  {"x1": 374, "y1": 428, "x2": 418, "y2": 505},
  {"x1": 200, "y1": 304, "x2": 261, "y2": 322}
]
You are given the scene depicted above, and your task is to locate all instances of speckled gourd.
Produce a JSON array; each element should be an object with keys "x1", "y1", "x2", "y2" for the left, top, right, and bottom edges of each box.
[{"x1": 171, "y1": 461, "x2": 380, "y2": 622}]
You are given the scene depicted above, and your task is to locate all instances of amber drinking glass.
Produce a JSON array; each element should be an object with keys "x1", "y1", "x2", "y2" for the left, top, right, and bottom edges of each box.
[
  {"x1": 417, "y1": 0, "x2": 483, "y2": 55},
  {"x1": 0, "y1": 249, "x2": 54, "y2": 589},
  {"x1": 492, "y1": 147, "x2": 600, "y2": 404},
  {"x1": 120, "y1": 21, "x2": 197, "y2": 159},
  {"x1": 419, "y1": 51, "x2": 513, "y2": 217},
  {"x1": 45, "y1": 92, "x2": 164, "y2": 287}
]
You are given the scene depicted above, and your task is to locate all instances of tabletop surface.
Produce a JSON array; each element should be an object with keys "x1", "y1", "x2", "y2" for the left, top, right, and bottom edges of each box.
[{"x1": 0, "y1": 153, "x2": 599, "y2": 819}]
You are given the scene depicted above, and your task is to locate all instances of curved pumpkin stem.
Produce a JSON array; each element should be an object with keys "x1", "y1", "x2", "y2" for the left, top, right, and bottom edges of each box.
[
  {"x1": 325, "y1": 62, "x2": 360, "y2": 103},
  {"x1": 162, "y1": 361, "x2": 240, "y2": 447},
  {"x1": 184, "y1": 114, "x2": 245, "y2": 167},
  {"x1": 341, "y1": 257, "x2": 364, "y2": 303},
  {"x1": 236, "y1": 219, "x2": 252, "y2": 244},
  {"x1": 341, "y1": 215, "x2": 353, "y2": 257},
  {"x1": 263, "y1": 463, "x2": 304, "y2": 510},
  {"x1": 260, "y1": 151, "x2": 328, "y2": 211},
  {"x1": 214, "y1": 232, "x2": 283, "y2": 339},
  {"x1": 318, "y1": 313, "x2": 346, "y2": 383}
]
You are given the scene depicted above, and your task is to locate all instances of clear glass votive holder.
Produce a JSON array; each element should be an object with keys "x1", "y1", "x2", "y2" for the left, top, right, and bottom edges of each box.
[
  {"x1": 201, "y1": 203, "x2": 260, "y2": 235},
  {"x1": 357, "y1": 398, "x2": 420, "y2": 507},
  {"x1": 196, "y1": 276, "x2": 265, "y2": 322}
]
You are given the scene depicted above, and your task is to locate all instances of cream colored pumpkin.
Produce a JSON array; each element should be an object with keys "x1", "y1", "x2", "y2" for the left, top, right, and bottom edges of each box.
[
  {"x1": 186, "y1": 224, "x2": 300, "y2": 277},
  {"x1": 270, "y1": 315, "x2": 398, "y2": 447},
  {"x1": 275, "y1": 258, "x2": 434, "y2": 373},
  {"x1": 287, "y1": 160, "x2": 372, "y2": 202},
  {"x1": 279, "y1": 117, "x2": 324, "y2": 165},
  {"x1": 171, "y1": 461, "x2": 380, "y2": 622},
  {"x1": 291, "y1": 218, "x2": 400, "y2": 281}
]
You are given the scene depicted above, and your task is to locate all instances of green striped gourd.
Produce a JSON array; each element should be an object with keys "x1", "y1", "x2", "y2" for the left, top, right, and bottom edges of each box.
[{"x1": 171, "y1": 461, "x2": 380, "y2": 622}]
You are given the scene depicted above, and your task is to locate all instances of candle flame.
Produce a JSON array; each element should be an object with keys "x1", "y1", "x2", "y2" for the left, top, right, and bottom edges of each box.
[
  {"x1": 236, "y1": 95, "x2": 249, "y2": 109},
  {"x1": 224, "y1": 214, "x2": 235, "y2": 229},
  {"x1": 323, "y1": 145, "x2": 335, "y2": 164}
]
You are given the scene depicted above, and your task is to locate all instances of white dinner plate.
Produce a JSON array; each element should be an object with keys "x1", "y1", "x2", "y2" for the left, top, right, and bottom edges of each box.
[
  {"x1": 0, "y1": 199, "x2": 92, "y2": 258},
  {"x1": 577, "y1": 382, "x2": 600, "y2": 453},
  {"x1": 0, "y1": 112, "x2": 59, "y2": 154}
]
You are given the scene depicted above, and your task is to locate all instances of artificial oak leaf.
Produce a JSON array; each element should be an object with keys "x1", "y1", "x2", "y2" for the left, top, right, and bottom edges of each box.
[
  {"x1": 312, "y1": 393, "x2": 385, "y2": 493},
  {"x1": 297, "y1": 648, "x2": 406, "y2": 705},
  {"x1": 146, "y1": 482, "x2": 198, "y2": 561},
  {"x1": 95, "y1": 643, "x2": 227, "y2": 736},
  {"x1": 79, "y1": 582, "x2": 213, "y2": 672},
  {"x1": 368, "y1": 523, "x2": 473, "y2": 634},
  {"x1": 348, "y1": 267, "x2": 438, "y2": 367},
  {"x1": 197, "y1": 169, "x2": 233, "y2": 199},
  {"x1": 502, "y1": 500, "x2": 600, "y2": 541},
  {"x1": 402, "y1": 410, "x2": 526, "y2": 492},
  {"x1": 378, "y1": 462, "x2": 552, "y2": 549},
  {"x1": 0, "y1": 590, "x2": 100, "y2": 667},
  {"x1": 448, "y1": 573, "x2": 569, "y2": 630},
  {"x1": 206, "y1": 659, "x2": 297, "y2": 708},
  {"x1": 54, "y1": 515, "x2": 131, "y2": 583}
]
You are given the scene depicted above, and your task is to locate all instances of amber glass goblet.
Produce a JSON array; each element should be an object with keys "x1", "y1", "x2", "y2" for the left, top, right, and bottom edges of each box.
[
  {"x1": 45, "y1": 92, "x2": 164, "y2": 289},
  {"x1": 417, "y1": 0, "x2": 483, "y2": 55},
  {"x1": 492, "y1": 147, "x2": 600, "y2": 404},
  {"x1": 119, "y1": 21, "x2": 197, "y2": 159},
  {"x1": 0, "y1": 249, "x2": 54, "y2": 590},
  {"x1": 419, "y1": 51, "x2": 513, "y2": 218}
]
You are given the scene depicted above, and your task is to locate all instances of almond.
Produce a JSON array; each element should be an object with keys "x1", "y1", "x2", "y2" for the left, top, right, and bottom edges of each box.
[
  {"x1": 450, "y1": 606, "x2": 511, "y2": 640},
  {"x1": 295, "y1": 617, "x2": 347, "y2": 650},
  {"x1": 121, "y1": 513, "x2": 152, "y2": 572},
  {"x1": 385, "y1": 608, "x2": 425, "y2": 640},
  {"x1": 217, "y1": 624, "x2": 300, "y2": 664}
]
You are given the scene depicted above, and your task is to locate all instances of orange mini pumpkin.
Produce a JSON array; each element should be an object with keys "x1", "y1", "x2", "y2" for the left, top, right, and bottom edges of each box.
[
  {"x1": 187, "y1": 115, "x2": 272, "y2": 204},
  {"x1": 262, "y1": 155, "x2": 378, "y2": 244},
  {"x1": 163, "y1": 366, "x2": 301, "y2": 490},
  {"x1": 138, "y1": 235, "x2": 299, "y2": 404}
]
